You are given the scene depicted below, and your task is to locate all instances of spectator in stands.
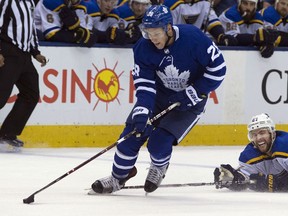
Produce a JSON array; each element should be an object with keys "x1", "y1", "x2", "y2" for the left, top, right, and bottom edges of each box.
[
  {"x1": 117, "y1": 0, "x2": 150, "y2": 43},
  {"x1": 163, "y1": 0, "x2": 238, "y2": 46},
  {"x1": 219, "y1": 0, "x2": 280, "y2": 57},
  {"x1": 86, "y1": 0, "x2": 140, "y2": 44},
  {"x1": 34, "y1": 0, "x2": 97, "y2": 47},
  {"x1": 260, "y1": 0, "x2": 288, "y2": 46}
]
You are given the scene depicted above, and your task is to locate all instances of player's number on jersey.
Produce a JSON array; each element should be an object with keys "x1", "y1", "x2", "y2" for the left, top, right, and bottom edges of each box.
[
  {"x1": 207, "y1": 42, "x2": 221, "y2": 62},
  {"x1": 132, "y1": 64, "x2": 140, "y2": 77}
]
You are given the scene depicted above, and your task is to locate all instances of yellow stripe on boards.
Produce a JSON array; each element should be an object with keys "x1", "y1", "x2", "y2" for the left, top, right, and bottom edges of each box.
[{"x1": 20, "y1": 125, "x2": 288, "y2": 148}]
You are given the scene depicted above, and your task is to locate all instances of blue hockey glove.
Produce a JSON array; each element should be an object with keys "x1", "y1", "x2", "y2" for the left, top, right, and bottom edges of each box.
[
  {"x1": 132, "y1": 106, "x2": 151, "y2": 138},
  {"x1": 249, "y1": 170, "x2": 288, "y2": 192},
  {"x1": 169, "y1": 86, "x2": 206, "y2": 111}
]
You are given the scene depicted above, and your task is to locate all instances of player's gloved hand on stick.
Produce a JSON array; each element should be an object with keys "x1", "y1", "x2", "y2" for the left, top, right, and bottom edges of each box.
[
  {"x1": 214, "y1": 164, "x2": 248, "y2": 191},
  {"x1": 132, "y1": 106, "x2": 152, "y2": 139},
  {"x1": 217, "y1": 34, "x2": 238, "y2": 46},
  {"x1": 249, "y1": 170, "x2": 288, "y2": 192},
  {"x1": 59, "y1": 6, "x2": 80, "y2": 30},
  {"x1": 169, "y1": 85, "x2": 206, "y2": 111}
]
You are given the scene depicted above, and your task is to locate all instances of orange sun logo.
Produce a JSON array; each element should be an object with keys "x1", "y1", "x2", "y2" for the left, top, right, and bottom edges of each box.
[{"x1": 91, "y1": 59, "x2": 124, "y2": 111}]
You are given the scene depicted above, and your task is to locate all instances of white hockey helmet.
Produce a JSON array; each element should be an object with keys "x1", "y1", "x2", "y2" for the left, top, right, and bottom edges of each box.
[
  {"x1": 130, "y1": 0, "x2": 151, "y2": 4},
  {"x1": 247, "y1": 113, "x2": 275, "y2": 142}
]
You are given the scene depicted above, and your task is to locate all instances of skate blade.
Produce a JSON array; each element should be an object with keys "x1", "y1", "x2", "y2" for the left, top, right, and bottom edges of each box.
[
  {"x1": 87, "y1": 189, "x2": 112, "y2": 196},
  {"x1": 0, "y1": 144, "x2": 22, "y2": 153}
]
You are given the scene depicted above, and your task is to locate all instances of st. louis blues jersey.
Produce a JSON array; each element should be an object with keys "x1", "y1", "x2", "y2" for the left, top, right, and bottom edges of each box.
[
  {"x1": 219, "y1": 5, "x2": 264, "y2": 35},
  {"x1": 85, "y1": 0, "x2": 120, "y2": 31},
  {"x1": 260, "y1": 5, "x2": 288, "y2": 32},
  {"x1": 164, "y1": 0, "x2": 222, "y2": 32},
  {"x1": 34, "y1": 0, "x2": 92, "y2": 39},
  {"x1": 117, "y1": 2, "x2": 141, "y2": 29},
  {"x1": 239, "y1": 131, "x2": 288, "y2": 176},
  {"x1": 132, "y1": 24, "x2": 226, "y2": 111}
]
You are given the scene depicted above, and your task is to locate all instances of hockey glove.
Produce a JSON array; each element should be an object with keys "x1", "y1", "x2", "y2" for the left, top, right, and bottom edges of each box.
[
  {"x1": 249, "y1": 170, "x2": 288, "y2": 192},
  {"x1": 124, "y1": 22, "x2": 142, "y2": 44},
  {"x1": 254, "y1": 28, "x2": 280, "y2": 45},
  {"x1": 259, "y1": 44, "x2": 274, "y2": 58},
  {"x1": 217, "y1": 34, "x2": 238, "y2": 46},
  {"x1": 169, "y1": 86, "x2": 206, "y2": 111},
  {"x1": 59, "y1": 6, "x2": 80, "y2": 30},
  {"x1": 106, "y1": 27, "x2": 127, "y2": 45},
  {"x1": 214, "y1": 164, "x2": 249, "y2": 191},
  {"x1": 74, "y1": 27, "x2": 97, "y2": 47},
  {"x1": 131, "y1": 106, "x2": 152, "y2": 139}
]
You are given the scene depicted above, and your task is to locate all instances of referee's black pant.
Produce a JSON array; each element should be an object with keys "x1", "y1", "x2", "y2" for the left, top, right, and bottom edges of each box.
[{"x1": 0, "y1": 41, "x2": 39, "y2": 139}]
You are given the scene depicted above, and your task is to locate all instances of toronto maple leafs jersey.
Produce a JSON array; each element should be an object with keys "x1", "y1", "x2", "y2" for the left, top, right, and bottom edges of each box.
[
  {"x1": 238, "y1": 131, "x2": 288, "y2": 177},
  {"x1": 219, "y1": 5, "x2": 264, "y2": 35},
  {"x1": 132, "y1": 24, "x2": 226, "y2": 111},
  {"x1": 260, "y1": 6, "x2": 288, "y2": 32},
  {"x1": 34, "y1": 0, "x2": 92, "y2": 39}
]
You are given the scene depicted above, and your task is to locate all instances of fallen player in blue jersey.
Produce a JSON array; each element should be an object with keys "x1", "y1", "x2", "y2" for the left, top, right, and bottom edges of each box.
[
  {"x1": 214, "y1": 113, "x2": 288, "y2": 192},
  {"x1": 89, "y1": 5, "x2": 226, "y2": 195}
]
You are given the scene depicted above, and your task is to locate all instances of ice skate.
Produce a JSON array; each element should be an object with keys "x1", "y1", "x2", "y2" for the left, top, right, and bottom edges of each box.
[
  {"x1": 88, "y1": 166, "x2": 137, "y2": 195},
  {"x1": 144, "y1": 163, "x2": 169, "y2": 193},
  {"x1": 0, "y1": 136, "x2": 24, "y2": 152}
]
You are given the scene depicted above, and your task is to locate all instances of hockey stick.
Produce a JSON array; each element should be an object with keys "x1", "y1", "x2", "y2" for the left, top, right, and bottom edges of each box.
[
  {"x1": 23, "y1": 102, "x2": 180, "y2": 204},
  {"x1": 123, "y1": 182, "x2": 215, "y2": 189}
]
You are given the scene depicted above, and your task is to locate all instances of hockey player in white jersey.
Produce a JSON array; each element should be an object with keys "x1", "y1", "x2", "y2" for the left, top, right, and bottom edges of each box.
[
  {"x1": 89, "y1": 5, "x2": 226, "y2": 194},
  {"x1": 86, "y1": 0, "x2": 141, "y2": 44},
  {"x1": 117, "y1": 0, "x2": 150, "y2": 43},
  {"x1": 163, "y1": 0, "x2": 238, "y2": 46},
  {"x1": 219, "y1": 0, "x2": 280, "y2": 57},
  {"x1": 260, "y1": 0, "x2": 288, "y2": 46},
  {"x1": 214, "y1": 113, "x2": 288, "y2": 192},
  {"x1": 34, "y1": 0, "x2": 96, "y2": 46}
]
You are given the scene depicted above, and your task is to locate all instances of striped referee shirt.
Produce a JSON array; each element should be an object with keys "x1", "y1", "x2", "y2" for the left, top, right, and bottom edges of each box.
[{"x1": 0, "y1": 0, "x2": 40, "y2": 56}]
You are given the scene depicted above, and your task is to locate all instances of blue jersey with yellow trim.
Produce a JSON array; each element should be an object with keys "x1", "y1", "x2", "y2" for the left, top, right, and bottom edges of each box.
[
  {"x1": 219, "y1": 5, "x2": 264, "y2": 35},
  {"x1": 260, "y1": 6, "x2": 288, "y2": 32},
  {"x1": 239, "y1": 131, "x2": 288, "y2": 176},
  {"x1": 132, "y1": 24, "x2": 226, "y2": 111}
]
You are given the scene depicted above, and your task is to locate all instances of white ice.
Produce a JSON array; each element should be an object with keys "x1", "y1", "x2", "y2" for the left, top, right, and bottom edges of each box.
[{"x1": 1, "y1": 146, "x2": 288, "y2": 216}]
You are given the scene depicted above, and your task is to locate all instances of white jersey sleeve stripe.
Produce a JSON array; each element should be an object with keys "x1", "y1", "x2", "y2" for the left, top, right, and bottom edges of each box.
[
  {"x1": 134, "y1": 78, "x2": 156, "y2": 85},
  {"x1": 206, "y1": 62, "x2": 226, "y2": 72},
  {"x1": 203, "y1": 73, "x2": 225, "y2": 81},
  {"x1": 136, "y1": 86, "x2": 157, "y2": 94}
]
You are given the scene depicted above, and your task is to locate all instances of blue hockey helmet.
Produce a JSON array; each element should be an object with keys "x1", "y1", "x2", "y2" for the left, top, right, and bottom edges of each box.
[{"x1": 141, "y1": 5, "x2": 173, "y2": 29}]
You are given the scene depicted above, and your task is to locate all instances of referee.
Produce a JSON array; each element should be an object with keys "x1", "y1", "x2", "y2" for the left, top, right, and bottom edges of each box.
[{"x1": 0, "y1": 0, "x2": 47, "y2": 151}]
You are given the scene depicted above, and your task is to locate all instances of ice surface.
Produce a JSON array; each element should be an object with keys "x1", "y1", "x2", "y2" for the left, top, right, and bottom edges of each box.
[{"x1": 1, "y1": 146, "x2": 287, "y2": 216}]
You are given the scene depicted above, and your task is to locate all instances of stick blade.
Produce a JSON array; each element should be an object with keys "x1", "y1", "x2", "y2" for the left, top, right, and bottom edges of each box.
[{"x1": 23, "y1": 195, "x2": 34, "y2": 204}]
